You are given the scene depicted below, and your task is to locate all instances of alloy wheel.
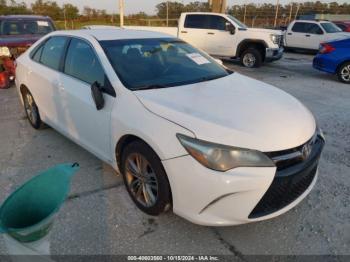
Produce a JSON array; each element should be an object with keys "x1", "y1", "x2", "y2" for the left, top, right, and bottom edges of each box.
[
  {"x1": 24, "y1": 93, "x2": 38, "y2": 125},
  {"x1": 243, "y1": 53, "x2": 256, "y2": 67},
  {"x1": 125, "y1": 153, "x2": 158, "y2": 207},
  {"x1": 340, "y1": 65, "x2": 350, "y2": 82}
]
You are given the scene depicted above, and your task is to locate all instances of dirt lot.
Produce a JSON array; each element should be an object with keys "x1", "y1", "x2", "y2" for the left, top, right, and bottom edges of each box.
[{"x1": 0, "y1": 52, "x2": 349, "y2": 257}]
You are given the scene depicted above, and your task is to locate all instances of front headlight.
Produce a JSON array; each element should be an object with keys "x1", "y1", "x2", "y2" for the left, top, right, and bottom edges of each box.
[
  {"x1": 270, "y1": 34, "x2": 280, "y2": 45},
  {"x1": 177, "y1": 134, "x2": 275, "y2": 172},
  {"x1": 0, "y1": 46, "x2": 11, "y2": 57}
]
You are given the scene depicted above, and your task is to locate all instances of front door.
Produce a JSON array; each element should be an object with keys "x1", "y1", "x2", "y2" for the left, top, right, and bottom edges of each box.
[{"x1": 57, "y1": 38, "x2": 115, "y2": 162}]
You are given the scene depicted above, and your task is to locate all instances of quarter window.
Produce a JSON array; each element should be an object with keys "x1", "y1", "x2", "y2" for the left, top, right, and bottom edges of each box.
[
  {"x1": 32, "y1": 45, "x2": 44, "y2": 62},
  {"x1": 64, "y1": 38, "x2": 105, "y2": 86},
  {"x1": 40, "y1": 36, "x2": 67, "y2": 70}
]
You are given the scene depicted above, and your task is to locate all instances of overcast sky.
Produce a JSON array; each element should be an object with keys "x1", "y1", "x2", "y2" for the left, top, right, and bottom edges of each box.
[{"x1": 24, "y1": 0, "x2": 349, "y2": 15}]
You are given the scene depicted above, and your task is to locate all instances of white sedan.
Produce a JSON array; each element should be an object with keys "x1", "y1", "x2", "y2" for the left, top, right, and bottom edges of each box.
[{"x1": 15, "y1": 29, "x2": 325, "y2": 226}]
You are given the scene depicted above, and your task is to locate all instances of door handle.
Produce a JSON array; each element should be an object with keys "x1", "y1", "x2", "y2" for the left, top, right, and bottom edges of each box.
[
  {"x1": 287, "y1": 33, "x2": 292, "y2": 35},
  {"x1": 207, "y1": 32, "x2": 215, "y2": 35},
  {"x1": 305, "y1": 34, "x2": 311, "y2": 37},
  {"x1": 181, "y1": 31, "x2": 187, "y2": 34}
]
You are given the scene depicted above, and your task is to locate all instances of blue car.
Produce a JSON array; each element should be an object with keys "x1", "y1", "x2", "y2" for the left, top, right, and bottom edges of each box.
[{"x1": 313, "y1": 37, "x2": 350, "y2": 84}]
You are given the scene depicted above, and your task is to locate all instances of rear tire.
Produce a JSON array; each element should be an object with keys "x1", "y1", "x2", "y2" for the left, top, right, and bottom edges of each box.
[
  {"x1": 240, "y1": 48, "x2": 263, "y2": 68},
  {"x1": 337, "y1": 62, "x2": 350, "y2": 84},
  {"x1": 22, "y1": 90, "x2": 45, "y2": 129},
  {"x1": 121, "y1": 140, "x2": 172, "y2": 216}
]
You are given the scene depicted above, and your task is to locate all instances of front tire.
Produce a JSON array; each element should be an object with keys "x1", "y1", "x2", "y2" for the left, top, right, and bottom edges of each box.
[
  {"x1": 240, "y1": 48, "x2": 263, "y2": 68},
  {"x1": 22, "y1": 90, "x2": 44, "y2": 129},
  {"x1": 337, "y1": 62, "x2": 350, "y2": 84},
  {"x1": 121, "y1": 140, "x2": 172, "y2": 216}
]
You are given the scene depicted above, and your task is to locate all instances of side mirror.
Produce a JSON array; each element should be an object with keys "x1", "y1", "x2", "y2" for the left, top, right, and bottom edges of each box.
[
  {"x1": 225, "y1": 22, "x2": 235, "y2": 35},
  {"x1": 91, "y1": 82, "x2": 105, "y2": 110}
]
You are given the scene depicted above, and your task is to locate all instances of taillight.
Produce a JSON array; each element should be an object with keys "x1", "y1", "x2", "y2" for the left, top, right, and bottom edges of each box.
[{"x1": 319, "y1": 43, "x2": 336, "y2": 54}]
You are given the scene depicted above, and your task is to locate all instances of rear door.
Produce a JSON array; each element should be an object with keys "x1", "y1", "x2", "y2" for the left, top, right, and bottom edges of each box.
[
  {"x1": 57, "y1": 37, "x2": 115, "y2": 161},
  {"x1": 27, "y1": 36, "x2": 68, "y2": 126},
  {"x1": 179, "y1": 14, "x2": 211, "y2": 52}
]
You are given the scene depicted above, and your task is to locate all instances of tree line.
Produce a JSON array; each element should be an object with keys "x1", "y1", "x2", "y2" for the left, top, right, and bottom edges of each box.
[{"x1": 0, "y1": 0, "x2": 349, "y2": 24}]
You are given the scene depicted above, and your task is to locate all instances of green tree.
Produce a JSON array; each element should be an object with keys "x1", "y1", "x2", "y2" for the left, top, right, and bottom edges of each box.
[
  {"x1": 31, "y1": 0, "x2": 62, "y2": 20},
  {"x1": 62, "y1": 3, "x2": 79, "y2": 20}
]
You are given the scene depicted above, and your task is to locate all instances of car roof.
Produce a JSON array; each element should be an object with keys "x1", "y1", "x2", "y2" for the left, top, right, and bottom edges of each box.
[
  {"x1": 0, "y1": 15, "x2": 51, "y2": 20},
  {"x1": 295, "y1": 20, "x2": 330, "y2": 23},
  {"x1": 51, "y1": 28, "x2": 176, "y2": 41}
]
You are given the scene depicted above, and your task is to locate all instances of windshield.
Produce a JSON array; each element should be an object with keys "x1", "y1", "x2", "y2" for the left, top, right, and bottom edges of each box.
[
  {"x1": 227, "y1": 15, "x2": 248, "y2": 29},
  {"x1": 100, "y1": 38, "x2": 230, "y2": 90},
  {"x1": 321, "y1": 23, "x2": 342, "y2": 33},
  {"x1": 0, "y1": 20, "x2": 54, "y2": 35}
]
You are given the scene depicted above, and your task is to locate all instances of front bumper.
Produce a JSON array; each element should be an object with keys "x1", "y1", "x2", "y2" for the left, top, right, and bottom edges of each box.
[
  {"x1": 162, "y1": 135, "x2": 324, "y2": 226},
  {"x1": 265, "y1": 47, "x2": 284, "y2": 62}
]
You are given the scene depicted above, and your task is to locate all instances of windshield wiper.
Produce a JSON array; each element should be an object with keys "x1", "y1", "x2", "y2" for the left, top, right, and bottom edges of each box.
[{"x1": 135, "y1": 84, "x2": 168, "y2": 91}]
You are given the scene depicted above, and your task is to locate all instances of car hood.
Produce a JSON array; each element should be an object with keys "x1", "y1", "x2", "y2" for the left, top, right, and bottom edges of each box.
[
  {"x1": 247, "y1": 28, "x2": 282, "y2": 35},
  {"x1": 0, "y1": 34, "x2": 42, "y2": 47},
  {"x1": 134, "y1": 73, "x2": 316, "y2": 152}
]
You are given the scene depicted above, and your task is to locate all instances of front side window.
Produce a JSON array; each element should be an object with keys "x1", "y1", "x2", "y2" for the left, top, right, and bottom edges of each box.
[
  {"x1": 40, "y1": 36, "x2": 67, "y2": 70},
  {"x1": 321, "y1": 23, "x2": 342, "y2": 33},
  {"x1": 208, "y1": 15, "x2": 228, "y2": 30},
  {"x1": 101, "y1": 38, "x2": 230, "y2": 90},
  {"x1": 64, "y1": 38, "x2": 105, "y2": 86},
  {"x1": 0, "y1": 20, "x2": 54, "y2": 35}
]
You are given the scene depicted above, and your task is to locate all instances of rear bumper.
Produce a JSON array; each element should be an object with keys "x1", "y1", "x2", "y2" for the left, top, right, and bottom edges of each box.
[
  {"x1": 265, "y1": 47, "x2": 284, "y2": 62},
  {"x1": 313, "y1": 55, "x2": 337, "y2": 74}
]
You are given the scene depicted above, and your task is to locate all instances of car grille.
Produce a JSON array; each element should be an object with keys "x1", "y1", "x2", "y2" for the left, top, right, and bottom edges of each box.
[
  {"x1": 279, "y1": 35, "x2": 284, "y2": 47},
  {"x1": 248, "y1": 134, "x2": 325, "y2": 219}
]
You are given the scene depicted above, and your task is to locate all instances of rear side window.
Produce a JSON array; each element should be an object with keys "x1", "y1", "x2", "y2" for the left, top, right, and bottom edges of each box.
[
  {"x1": 40, "y1": 36, "x2": 67, "y2": 70},
  {"x1": 184, "y1": 15, "x2": 228, "y2": 30},
  {"x1": 292, "y1": 22, "x2": 323, "y2": 34},
  {"x1": 185, "y1": 15, "x2": 207, "y2": 29},
  {"x1": 64, "y1": 38, "x2": 105, "y2": 86}
]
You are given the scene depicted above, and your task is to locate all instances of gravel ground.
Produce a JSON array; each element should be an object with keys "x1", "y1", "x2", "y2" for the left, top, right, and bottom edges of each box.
[{"x1": 0, "y1": 52, "x2": 349, "y2": 257}]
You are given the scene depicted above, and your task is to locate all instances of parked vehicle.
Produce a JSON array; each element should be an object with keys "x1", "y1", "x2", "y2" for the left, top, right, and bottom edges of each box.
[
  {"x1": 0, "y1": 15, "x2": 55, "y2": 89},
  {"x1": 126, "y1": 12, "x2": 284, "y2": 68},
  {"x1": 333, "y1": 21, "x2": 350, "y2": 32},
  {"x1": 313, "y1": 37, "x2": 350, "y2": 84},
  {"x1": 284, "y1": 20, "x2": 349, "y2": 52},
  {"x1": 16, "y1": 29, "x2": 325, "y2": 226}
]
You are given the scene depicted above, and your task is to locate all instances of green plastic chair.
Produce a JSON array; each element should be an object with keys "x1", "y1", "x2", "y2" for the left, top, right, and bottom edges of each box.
[{"x1": 0, "y1": 163, "x2": 79, "y2": 243}]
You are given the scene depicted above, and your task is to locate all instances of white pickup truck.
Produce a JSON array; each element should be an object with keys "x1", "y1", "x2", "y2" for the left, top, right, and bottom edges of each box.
[
  {"x1": 127, "y1": 12, "x2": 284, "y2": 68},
  {"x1": 283, "y1": 20, "x2": 350, "y2": 51}
]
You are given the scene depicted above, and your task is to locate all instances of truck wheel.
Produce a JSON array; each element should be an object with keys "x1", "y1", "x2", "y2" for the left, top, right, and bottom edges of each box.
[
  {"x1": 22, "y1": 90, "x2": 44, "y2": 129},
  {"x1": 240, "y1": 48, "x2": 263, "y2": 68},
  {"x1": 121, "y1": 140, "x2": 172, "y2": 216},
  {"x1": 337, "y1": 62, "x2": 350, "y2": 84}
]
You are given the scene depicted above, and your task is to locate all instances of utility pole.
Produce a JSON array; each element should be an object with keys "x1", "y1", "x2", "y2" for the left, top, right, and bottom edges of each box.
[
  {"x1": 274, "y1": 0, "x2": 280, "y2": 28},
  {"x1": 294, "y1": 2, "x2": 301, "y2": 20},
  {"x1": 119, "y1": 0, "x2": 124, "y2": 27},
  {"x1": 63, "y1": 7, "x2": 67, "y2": 30},
  {"x1": 166, "y1": 1, "x2": 169, "y2": 27},
  {"x1": 288, "y1": 3, "x2": 293, "y2": 24},
  {"x1": 243, "y1": 4, "x2": 247, "y2": 24}
]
